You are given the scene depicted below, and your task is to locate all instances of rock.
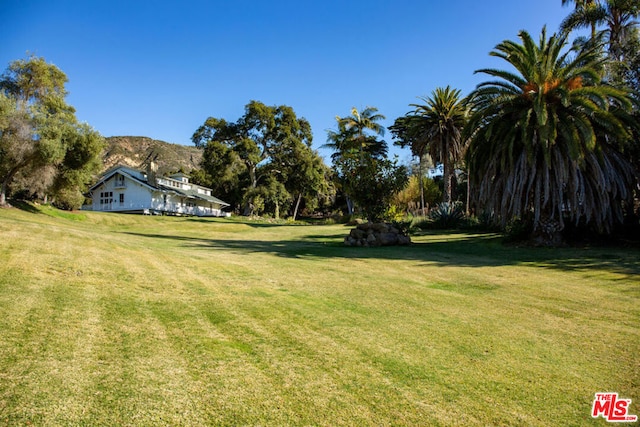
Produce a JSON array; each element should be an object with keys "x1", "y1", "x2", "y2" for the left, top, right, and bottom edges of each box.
[
  {"x1": 372, "y1": 223, "x2": 389, "y2": 233},
  {"x1": 398, "y1": 235, "x2": 412, "y2": 245},
  {"x1": 357, "y1": 222, "x2": 372, "y2": 231},
  {"x1": 343, "y1": 222, "x2": 411, "y2": 247},
  {"x1": 350, "y1": 228, "x2": 366, "y2": 239},
  {"x1": 377, "y1": 232, "x2": 399, "y2": 246}
]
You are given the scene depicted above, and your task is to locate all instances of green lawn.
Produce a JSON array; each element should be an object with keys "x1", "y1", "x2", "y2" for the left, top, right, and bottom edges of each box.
[{"x1": 0, "y1": 206, "x2": 638, "y2": 426}]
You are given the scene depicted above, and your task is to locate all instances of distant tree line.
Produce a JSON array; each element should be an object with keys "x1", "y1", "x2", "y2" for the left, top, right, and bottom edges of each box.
[{"x1": 2, "y1": 0, "x2": 638, "y2": 245}]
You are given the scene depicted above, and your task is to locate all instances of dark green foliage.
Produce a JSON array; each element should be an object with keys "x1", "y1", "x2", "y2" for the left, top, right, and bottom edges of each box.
[
  {"x1": 560, "y1": 0, "x2": 640, "y2": 62},
  {"x1": 561, "y1": 2, "x2": 640, "y2": 233},
  {"x1": 344, "y1": 155, "x2": 408, "y2": 222},
  {"x1": 466, "y1": 28, "x2": 637, "y2": 242},
  {"x1": 198, "y1": 139, "x2": 248, "y2": 213},
  {"x1": 51, "y1": 123, "x2": 103, "y2": 209},
  {"x1": 0, "y1": 56, "x2": 104, "y2": 208},
  {"x1": 324, "y1": 107, "x2": 408, "y2": 222},
  {"x1": 192, "y1": 101, "x2": 330, "y2": 217},
  {"x1": 325, "y1": 107, "x2": 388, "y2": 163},
  {"x1": 390, "y1": 218, "x2": 413, "y2": 235},
  {"x1": 390, "y1": 86, "x2": 467, "y2": 204},
  {"x1": 503, "y1": 218, "x2": 534, "y2": 243},
  {"x1": 244, "y1": 175, "x2": 290, "y2": 218},
  {"x1": 429, "y1": 202, "x2": 465, "y2": 228}
]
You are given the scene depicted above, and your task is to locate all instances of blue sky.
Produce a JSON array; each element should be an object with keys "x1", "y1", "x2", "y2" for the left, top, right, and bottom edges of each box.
[{"x1": 2, "y1": 1, "x2": 572, "y2": 161}]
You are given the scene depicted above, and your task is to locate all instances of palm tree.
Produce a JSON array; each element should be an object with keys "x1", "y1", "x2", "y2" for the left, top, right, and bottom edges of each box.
[
  {"x1": 324, "y1": 107, "x2": 389, "y2": 214},
  {"x1": 560, "y1": 0, "x2": 640, "y2": 61},
  {"x1": 324, "y1": 119, "x2": 354, "y2": 163},
  {"x1": 466, "y1": 27, "x2": 636, "y2": 244},
  {"x1": 340, "y1": 106, "x2": 386, "y2": 138},
  {"x1": 562, "y1": 0, "x2": 599, "y2": 36},
  {"x1": 326, "y1": 106, "x2": 388, "y2": 161},
  {"x1": 392, "y1": 86, "x2": 467, "y2": 204}
]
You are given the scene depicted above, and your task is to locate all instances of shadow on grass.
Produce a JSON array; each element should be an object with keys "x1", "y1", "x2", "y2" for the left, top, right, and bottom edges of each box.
[
  {"x1": 121, "y1": 230, "x2": 640, "y2": 279},
  {"x1": 185, "y1": 218, "x2": 276, "y2": 227},
  {"x1": 9, "y1": 200, "x2": 41, "y2": 214},
  {"x1": 184, "y1": 217, "x2": 310, "y2": 228}
]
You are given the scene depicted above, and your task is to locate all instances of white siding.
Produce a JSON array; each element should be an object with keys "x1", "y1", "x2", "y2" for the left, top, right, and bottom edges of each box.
[
  {"x1": 92, "y1": 174, "x2": 153, "y2": 212},
  {"x1": 90, "y1": 167, "x2": 228, "y2": 216}
]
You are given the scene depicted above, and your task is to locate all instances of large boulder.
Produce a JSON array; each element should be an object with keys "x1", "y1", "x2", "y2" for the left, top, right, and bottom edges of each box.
[{"x1": 343, "y1": 222, "x2": 411, "y2": 247}]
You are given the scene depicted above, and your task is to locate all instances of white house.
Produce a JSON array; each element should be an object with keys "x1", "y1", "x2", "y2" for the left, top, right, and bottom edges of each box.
[{"x1": 87, "y1": 164, "x2": 230, "y2": 216}]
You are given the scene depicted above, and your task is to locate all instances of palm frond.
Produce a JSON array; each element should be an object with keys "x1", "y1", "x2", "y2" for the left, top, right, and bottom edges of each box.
[{"x1": 466, "y1": 25, "x2": 637, "y2": 234}]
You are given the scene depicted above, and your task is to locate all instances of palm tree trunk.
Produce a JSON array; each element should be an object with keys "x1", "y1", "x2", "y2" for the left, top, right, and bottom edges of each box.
[
  {"x1": 444, "y1": 167, "x2": 452, "y2": 203},
  {"x1": 532, "y1": 207, "x2": 564, "y2": 246},
  {"x1": 418, "y1": 157, "x2": 426, "y2": 215},
  {"x1": 465, "y1": 166, "x2": 470, "y2": 216},
  {"x1": 443, "y1": 149, "x2": 451, "y2": 204}
]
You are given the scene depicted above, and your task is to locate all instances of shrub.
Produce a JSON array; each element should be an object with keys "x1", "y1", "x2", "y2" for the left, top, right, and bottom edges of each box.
[
  {"x1": 410, "y1": 215, "x2": 432, "y2": 231},
  {"x1": 429, "y1": 202, "x2": 465, "y2": 228},
  {"x1": 391, "y1": 219, "x2": 413, "y2": 235},
  {"x1": 383, "y1": 204, "x2": 405, "y2": 222},
  {"x1": 503, "y1": 217, "x2": 533, "y2": 243},
  {"x1": 52, "y1": 188, "x2": 85, "y2": 211}
]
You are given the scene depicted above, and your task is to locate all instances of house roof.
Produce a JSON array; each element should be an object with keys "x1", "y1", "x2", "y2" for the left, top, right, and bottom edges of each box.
[
  {"x1": 88, "y1": 166, "x2": 157, "y2": 193},
  {"x1": 158, "y1": 183, "x2": 230, "y2": 207}
]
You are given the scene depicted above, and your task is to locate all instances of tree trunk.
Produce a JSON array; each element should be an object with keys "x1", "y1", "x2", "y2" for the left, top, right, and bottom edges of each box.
[
  {"x1": 465, "y1": 167, "x2": 470, "y2": 216},
  {"x1": 531, "y1": 215, "x2": 564, "y2": 247},
  {"x1": 1, "y1": 163, "x2": 25, "y2": 207},
  {"x1": 346, "y1": 197, "x2": 354, "y2": 215},
  {"x1": 249, "y1": 165, "x2": 258, "y2": 188},
  {"x1": 441, "y1": 134, "x2": 453, "y2": 204},
  {"x1": 292, "y1": 193, "x2": 302, "y2": 221},
  {"x1": 243, "y1": 163, "x2": 258, "y2": 216},
  {"x1": 0, "y1": 182, "x2": 8, "y2": 207},
  {"x1": 418, "y1": 157, "x2": 426, "y2": 216},
  {"x1": 443, "y1": 156, "x2": 452, "y2": 203}
]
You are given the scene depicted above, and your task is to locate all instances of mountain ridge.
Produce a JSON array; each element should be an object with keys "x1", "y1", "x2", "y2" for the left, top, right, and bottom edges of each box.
[{"x1": 102, "y1": 136, "x2": 203, "y2": 176}]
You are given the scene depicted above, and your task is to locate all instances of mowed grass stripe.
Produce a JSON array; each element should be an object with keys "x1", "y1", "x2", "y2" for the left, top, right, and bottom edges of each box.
[{"x1": 0, "y1": 206, "x2": 638, "y2": 425}]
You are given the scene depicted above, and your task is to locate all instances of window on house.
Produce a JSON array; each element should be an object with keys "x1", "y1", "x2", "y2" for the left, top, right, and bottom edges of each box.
[
  {"x1": 100, "y1": 191, "x2": 113, "y2": 209},
  {"x1": 114, "y1": 174, "x2": 125, "y2": 187},
  {"x1": 119, "y1": 194, "x2": 124, "y2": 206}
]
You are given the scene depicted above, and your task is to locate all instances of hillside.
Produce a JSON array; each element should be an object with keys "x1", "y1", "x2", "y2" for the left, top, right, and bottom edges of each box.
[{"x1": 102, "y1": 136, "x2": 203, "y2": 175}]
